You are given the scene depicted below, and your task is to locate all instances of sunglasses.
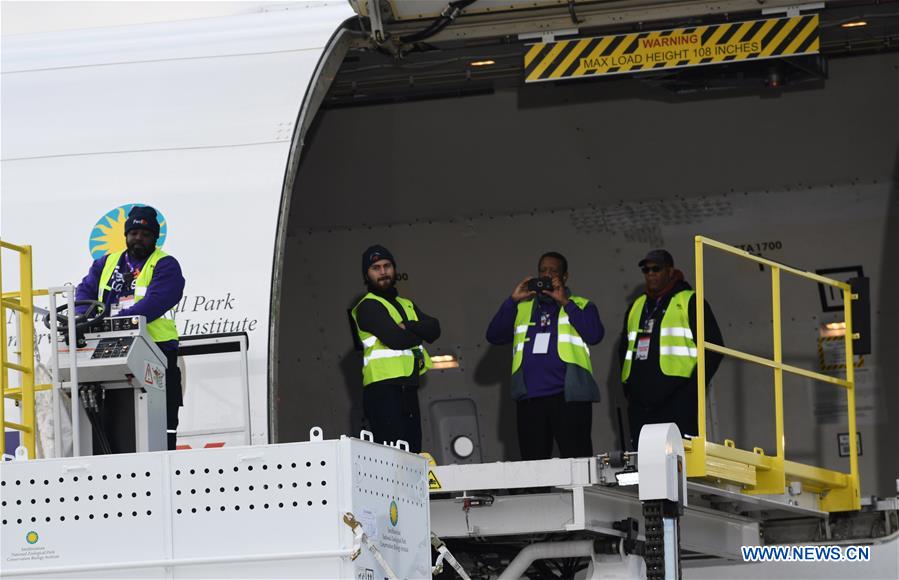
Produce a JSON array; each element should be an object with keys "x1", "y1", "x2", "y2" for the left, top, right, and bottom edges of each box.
[{"x1": 641, "y1": 265, "x2": 664, "y2": 274}]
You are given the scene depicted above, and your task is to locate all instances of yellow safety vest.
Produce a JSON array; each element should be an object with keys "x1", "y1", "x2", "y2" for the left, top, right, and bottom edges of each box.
[
  {"x1": 511, "y1": 296, "x2": 593, "y2": 375},
  {"x1": 98, "y1": 249, "x2": 179, "y2": 343},
  {"x1": 351, "y1": 293, "x2": 433, "y2": 387},
  {"x1": 621, "y1": 290, "x2": 696, "y2": 382}
]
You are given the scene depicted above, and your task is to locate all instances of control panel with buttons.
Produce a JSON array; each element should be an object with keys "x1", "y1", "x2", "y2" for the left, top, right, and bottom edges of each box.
[{"x1": 91, "y1": 336, "x2": 136, "y2": 359}]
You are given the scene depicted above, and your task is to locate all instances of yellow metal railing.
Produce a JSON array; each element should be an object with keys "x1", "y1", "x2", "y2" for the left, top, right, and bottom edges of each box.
[
  {"x1": 1, "y1": 240, "x2": 52, "y2": 459},
  {"x1": 688, "y1": 236, "x2": 860, "y2": 512}
]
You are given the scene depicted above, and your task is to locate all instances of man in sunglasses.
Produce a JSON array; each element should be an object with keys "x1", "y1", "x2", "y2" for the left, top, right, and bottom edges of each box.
[{"x1": 619, "y1": 249, "x2": 723, "y2": 449}]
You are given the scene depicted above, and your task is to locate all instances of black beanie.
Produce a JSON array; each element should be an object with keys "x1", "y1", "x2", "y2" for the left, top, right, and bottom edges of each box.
[
  {"x1": 124, "y1": 205, "x2": 160, "y2": 237},
  {"x1": 362, "y1": 245, "x2": 395, "y2": 279}
]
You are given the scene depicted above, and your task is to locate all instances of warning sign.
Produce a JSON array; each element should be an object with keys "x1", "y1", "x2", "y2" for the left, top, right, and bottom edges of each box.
[
  {"x1": 524, "y1": 14, "x2": 819, "y2": 82},
  {"x1": 143, "y1": 361, "x2": 166, "y2": 390},
  {"x1": 818, "y1": 336, "x2": 863, "y2": 372},
  {"x1": 144, "y1": 364, "x2": 155, "y2": 385},
  {"x1": 428, "y1": 470, "x2": 442, "y2": 491}
]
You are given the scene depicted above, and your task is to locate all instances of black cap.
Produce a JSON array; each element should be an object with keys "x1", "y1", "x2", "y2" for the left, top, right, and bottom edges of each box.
[
  {"x1": 362, "y1": 245, "x2": 395, "y2": 278},
  {"x1": 638, "y1": 249, "x2": 674, "y2": 268},
  {"x1": 124, "y1": 205, "x2": 160, "y2": 237}
]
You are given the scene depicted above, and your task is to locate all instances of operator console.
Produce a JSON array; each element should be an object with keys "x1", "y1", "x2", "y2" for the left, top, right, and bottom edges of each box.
[
  {"x1": 58, "y1": 316, "x2": 166, "y2": 385},
  {"x1": 55, "y1": 315, "x2": 168, "y2": 455}
]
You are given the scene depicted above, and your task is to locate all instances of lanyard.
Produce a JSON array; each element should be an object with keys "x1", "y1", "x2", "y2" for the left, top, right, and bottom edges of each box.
[
  {"x1": 537, "y1": 300, "x2": 558, "y2": 328},
  {"x1": 642, "y1": 298, "x2": 664, "y2": 333},
  {"x1": 122, "y1": 254, "x2": 142, "y2": 289},
  {"x1": 123, "y1": 253, "x2": 141, "y2": 275}
]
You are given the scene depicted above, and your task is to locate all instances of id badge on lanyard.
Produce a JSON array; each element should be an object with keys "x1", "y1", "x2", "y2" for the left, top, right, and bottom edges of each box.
[
  {"x1": 112, "y1": 269, "x2": 137, "y2": 316},
  {"x1": 636, "y1": 336, "x2": 651, "y2": 360},
  {"x1": 111, "y1": 296, "x2": 135, "y2": 316},
  {"x1": 636, "y1": 300, "x2": 661, "y2": 360},
  {"x1": 532, "y1": 333, "x2": 551, "y2": 354},
  {"x1": 636, "y1": 318, "x2": 653, "y2": 360}
]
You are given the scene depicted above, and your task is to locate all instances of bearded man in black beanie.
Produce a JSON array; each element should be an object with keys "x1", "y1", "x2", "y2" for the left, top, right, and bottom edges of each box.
[
  {"x1": 350, "y1": 245, "x2": 440, "y2": 452},
  {"x1": 76, "y1": 205, "x2": 185, "y2": 451}
]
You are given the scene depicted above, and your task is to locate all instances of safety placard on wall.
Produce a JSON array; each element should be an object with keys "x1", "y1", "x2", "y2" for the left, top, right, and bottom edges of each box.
[
  {"x1": 837, "y1": 432, "x2": 862, "y2": 457},
  {"x1": 524, "y1": 14, "x2": 820, "y2": 83},
  {"x1": 818, "y1": 336, "x2": 864, "y2": 372}
]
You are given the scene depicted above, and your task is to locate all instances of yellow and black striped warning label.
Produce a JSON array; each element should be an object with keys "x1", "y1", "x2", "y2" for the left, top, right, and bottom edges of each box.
[
  {"x1": 524, "y1": 14, "x2": 820, "y2": 83},
  {"x1": 818, "y1": 335, "x2": 863, "y2": 372}
]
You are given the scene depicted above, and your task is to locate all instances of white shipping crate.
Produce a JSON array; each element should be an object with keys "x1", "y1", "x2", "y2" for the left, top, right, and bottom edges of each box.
[{"x1": 0, "y1": 430, "x2": 430, "y2": 578}]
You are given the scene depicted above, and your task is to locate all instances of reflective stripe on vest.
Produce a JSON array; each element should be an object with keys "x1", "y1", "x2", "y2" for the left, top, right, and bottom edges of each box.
[
  {"x1": 621, "y1": 289, "x2": 697, "y2": 381},
  {"x1": 99, "y1": 249, "x2": 179, "y2": 343},
  {"x1": 511, "y1": 296, "x2": 593, "y2": 375},
  {"x1": 351, "y1": 293, "x2": 432, "y2": 387}
]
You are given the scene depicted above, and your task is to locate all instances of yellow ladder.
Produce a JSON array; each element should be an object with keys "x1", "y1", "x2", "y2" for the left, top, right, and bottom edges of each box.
[{"x1": 1, "y1": 239, "x2": 52, "y2": 459}]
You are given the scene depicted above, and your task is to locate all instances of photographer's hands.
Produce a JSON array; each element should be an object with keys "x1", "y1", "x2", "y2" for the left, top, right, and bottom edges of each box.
[
  {"x1": 511, "y1": 277, "x2": 536, "y2": 303},
  {"x1": 511, "y1": 276, "x2": 566, "y2": 305},
  {"x1": 542, "y1": 275, "x2": 569, "y2": 306}
]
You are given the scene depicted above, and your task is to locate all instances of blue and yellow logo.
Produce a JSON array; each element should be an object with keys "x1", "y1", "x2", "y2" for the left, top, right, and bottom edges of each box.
[
  {"x1": 89, "y1": 204, "x2": 167, "y2": 260},
  {"x1": 389, "y1": 500, "x2": 398, "y2": 527},
  {"x1": 25, "y1": 531, "x2": 39, "y2": 544}
]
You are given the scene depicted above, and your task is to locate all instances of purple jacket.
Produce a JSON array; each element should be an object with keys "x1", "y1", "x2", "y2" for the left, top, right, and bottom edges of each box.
[
  {"x1": 76, "y1": 252, "x2": 185, "y2": 350},
  {"x1": 486, "y1": 294, "x2": 604, "y2": 398}
]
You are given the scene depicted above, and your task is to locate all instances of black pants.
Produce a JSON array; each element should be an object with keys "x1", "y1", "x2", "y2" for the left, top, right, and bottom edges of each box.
[
  {"x1": 164, "y1": 350, "x2": 183, "y2": 451},
  {"x1": 627, "y1": 387, "x2": 697, "y2": 450},
  {"x1": 362, "y1": 383, "x2": 422, "y2": 453},
  {"x1": 516, "y1": 393, "x2": 593, "y2": 460}
]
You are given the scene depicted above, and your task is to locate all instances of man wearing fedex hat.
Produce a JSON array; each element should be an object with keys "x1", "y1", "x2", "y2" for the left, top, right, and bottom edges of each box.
[
  {"x1": 618, "y1": 249, "x2": 724, "y2": 449},
  {"x1": 350, "y1": 245, "x2": 441, "y2": 452},
  {"x1": 76, "y1": 205, "x2": 185, "y2": 450}
]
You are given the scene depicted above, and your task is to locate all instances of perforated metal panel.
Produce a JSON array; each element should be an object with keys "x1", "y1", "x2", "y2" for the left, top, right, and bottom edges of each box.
[
  {"x1": 348, "y1": 436, "x2": 431, "y2": 580},
  {"x1": 0, "y1": 453, "x2": 168, "y2": 570},
  {"x1": 0, "y1": 434, "x2": 429, "y2": 578},
  {"x1": 170, "y1": 442, "x2": 341, "y2": 559}
]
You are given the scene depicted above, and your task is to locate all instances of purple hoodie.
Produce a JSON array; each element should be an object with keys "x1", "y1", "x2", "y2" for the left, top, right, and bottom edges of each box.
[
  {"x1": 75, "y1": 252, "x2": 185, "y2": 350},
  {"x1": 486, "y1": 294, "x2": 604, "y2": 398}
]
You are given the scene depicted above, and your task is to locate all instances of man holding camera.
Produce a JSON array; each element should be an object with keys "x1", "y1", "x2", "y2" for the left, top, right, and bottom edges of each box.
[
  {"x1": 351, "y1": 245, "x2": 441, "y2": 453},
  {"x1": 487, "y1": 252, "x2": 604, "y2": 460},
  {"x1": 619, "y1": 249, "x2": 723, "y2": 449}
]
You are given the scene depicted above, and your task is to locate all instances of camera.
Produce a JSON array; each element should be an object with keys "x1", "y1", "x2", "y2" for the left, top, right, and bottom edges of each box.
[{"x1": 527, "y1": 277, "x2": 554, "y2": 293}]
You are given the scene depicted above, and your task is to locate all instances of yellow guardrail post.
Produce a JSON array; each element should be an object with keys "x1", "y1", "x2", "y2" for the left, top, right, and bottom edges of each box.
[
  {"x1": 695, "y1": 237, "x2": 706, "y2": 440},
  {"x1": 753, "y1": 265, "x2": 786, "y2": 494},
  {"x1": 772, "y1": 266, "x2": 784, "y2": 462},
  {"x1": 19, "y1": 244, "x2": 36, "y2": 457},
  {"x1": 820, "y1": 284, "x2": 861, "y2": 511},
  {"x1": 846, "y1": 284, "x2": 860, "y2": 508},
  {"x1": 687, "y1": 236, "x2": 709, "y2": 477}
]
